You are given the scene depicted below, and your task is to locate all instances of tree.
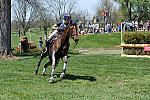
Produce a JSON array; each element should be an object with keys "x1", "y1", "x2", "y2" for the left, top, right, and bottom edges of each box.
[
  {"x1": 37, "y1": 6, "x2": 53, "y2": 42},
  {"x1": 115, "y1": 0, "x2": 150, "y2": 22},
  {"x1": 96, "y1": 0, "x2": 119, "y2": 26},
  {"x1": 12, "y1": 0, "x2": 42, "y2": 35},
  {"x1": 45, "y1": 0, "x2": 78, "y2": 22},
  {"x1": 132, "y1": 0, "x2": 150, "y2": 22},
  {"x1": 0, "y1": 0, "x2": 12, "y2": 58},
  {"x1": 78, "y1": 10, "x2": 89, "y2": 28}
]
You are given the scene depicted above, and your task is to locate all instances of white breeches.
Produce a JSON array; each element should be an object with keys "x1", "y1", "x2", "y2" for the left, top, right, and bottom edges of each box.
[{"x1": 48, "y1": 30, "x2": 58, "y2": 40}]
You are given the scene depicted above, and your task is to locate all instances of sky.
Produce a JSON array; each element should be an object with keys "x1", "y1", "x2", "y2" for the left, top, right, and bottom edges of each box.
[{"x1": 77, "y1": 0, "x2": 98, "y2": 17}]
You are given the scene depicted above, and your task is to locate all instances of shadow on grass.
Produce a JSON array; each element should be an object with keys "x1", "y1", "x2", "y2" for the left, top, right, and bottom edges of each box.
[
  {"x1": 64, "y1": 74, "x2": 96, "y2": 82},
  {"x1": 37, "y1": 73, "x2": 96, "y2": 83}
]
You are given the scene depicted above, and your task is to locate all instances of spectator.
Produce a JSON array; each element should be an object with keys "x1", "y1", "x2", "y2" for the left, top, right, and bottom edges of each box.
[
  {"x1": 134, "y1": 21, "x2": 138, "y2": 31},
  {"x1": 79, "y1": 22, "x2": 83, "y2": 34},
  {"x1": 38, "y1": 36, "x2": 43, "y2": 49},
  {"x1": 148, "y1": 21, "x2": 150, "y2": 31}
]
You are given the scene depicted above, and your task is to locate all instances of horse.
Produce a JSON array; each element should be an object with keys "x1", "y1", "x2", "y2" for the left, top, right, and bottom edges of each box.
[{"x1": 35, "y1": 20, "x2": 79, "y2": 83}]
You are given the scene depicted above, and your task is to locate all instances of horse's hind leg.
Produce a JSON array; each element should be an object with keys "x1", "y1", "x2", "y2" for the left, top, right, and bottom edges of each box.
[
  {"x1": 35, "y1": 52, "x2": 47, "y2": 75},
  {"x1": 35, "y1": 56, "x2": 43, "y2": 75},
  {"x1": 42, "y1": 61, "x2": 50, "y2": 76},
  {"x1": 60, "y1": 55, "x2": 68, "y2": 79}
]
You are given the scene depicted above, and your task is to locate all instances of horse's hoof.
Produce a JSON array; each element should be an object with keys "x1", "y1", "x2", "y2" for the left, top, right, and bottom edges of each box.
[
  {"x1": 49, "y1": 77, "x2": 54, "y2": 83},
  {"x1": 49, "y1": 79, "x2": 54, "y2": 83},
  {"x1": 54, "y1": 75, "x2": 57, "y2": 78},
  {"x1": 42, "y1": 73, "x2": 46, "y2": 76},
  {"x1": 60, "y1": 73, "x2": 65, "y2": 79}
]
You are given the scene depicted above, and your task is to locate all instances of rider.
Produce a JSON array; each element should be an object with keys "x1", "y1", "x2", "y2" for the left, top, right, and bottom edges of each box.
[{"x1": 47, "y1": 13, "x2": 72, "y2": 41}]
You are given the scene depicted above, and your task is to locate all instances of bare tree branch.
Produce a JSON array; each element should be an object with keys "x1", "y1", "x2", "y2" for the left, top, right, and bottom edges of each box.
[
  {"x1": 12, "y1": 0, "x2": 43, "y2": 35},
  {"x1": 45, "y1": 0, "x2": 78, "y2": 21}
]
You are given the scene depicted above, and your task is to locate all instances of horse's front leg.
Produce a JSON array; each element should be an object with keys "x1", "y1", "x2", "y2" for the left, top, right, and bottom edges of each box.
[
  {"x1": 60, "y1": 55, "x2": 68, "y2": 79},
  {"x1": 49, "y1": 51, "x2": 56, "y2": 83}
]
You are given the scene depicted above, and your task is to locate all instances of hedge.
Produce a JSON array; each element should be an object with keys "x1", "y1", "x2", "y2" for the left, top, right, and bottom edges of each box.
[
  {"x1": 123, "y1": 32, "x2": 150, "y2": 44},
  {"x1": 123, "y1": 32, "x2": 150, "y2": 55}
]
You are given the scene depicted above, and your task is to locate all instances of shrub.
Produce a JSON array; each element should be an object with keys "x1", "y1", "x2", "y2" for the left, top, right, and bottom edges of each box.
[
  {"x1": 145, "y1": 34, "x2": 150, "y2": 44},
  {"x1": 123, "y1": 32, "x2": 150, "y2": 44}
]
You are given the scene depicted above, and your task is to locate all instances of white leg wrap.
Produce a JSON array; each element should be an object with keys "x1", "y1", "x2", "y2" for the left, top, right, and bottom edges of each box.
[
  {"x1": 63, "y1": 63, "x2": 67, "y2": 71},
  {"x1": 51, "y1": 51, "x2": 55, "y2": 77},
  {"x1": 63, "y1": 56, "x2": 67, "y2": 70},
  {"x1": 52, "y1": 51, "x2": 55, "y2": 66},
  {"x1": 48, "y1": 30, "x2": 58, "y2": 39},
  {"x1": 42, "y1": 68, "x2": 46, "y2": 74}
]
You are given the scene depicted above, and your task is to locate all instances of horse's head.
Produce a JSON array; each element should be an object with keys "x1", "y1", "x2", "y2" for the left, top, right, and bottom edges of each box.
[{"x1": 68, "y1": 19, "x2": 79, "y2": 48}]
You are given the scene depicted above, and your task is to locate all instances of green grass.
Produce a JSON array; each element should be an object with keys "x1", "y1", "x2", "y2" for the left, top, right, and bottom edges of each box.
[
  {"x1": 1, "y1": 54, "x2": 150, "y2": 100},
  {"x1": 1, "y1": 30, "x2": 149, "y2": 99},
  {"x1": 72, "y1": 33, "x2": 121, "y2": 49}
]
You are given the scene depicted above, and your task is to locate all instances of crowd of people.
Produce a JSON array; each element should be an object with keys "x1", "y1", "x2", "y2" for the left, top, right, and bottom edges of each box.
[
  {"x1": 78, "y1": 20, "x2": 150, "y2": 35},
  {"x1": 78, "y1": 22, "x2": 116, "y2": 35},
  {"x1": 121, "y1": 20, "x2": 150, "y2": 32}
]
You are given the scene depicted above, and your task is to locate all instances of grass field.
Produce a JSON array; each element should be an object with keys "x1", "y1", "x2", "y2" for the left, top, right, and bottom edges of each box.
[
  {"x1": 1, "y1": 54, "x2": 150, "y2": 100},
  {"x1": 74, "y1": 33, "x2": 120, "y2": 49},
  {"x1": 1, "y1": 31, "x2": 150, "y2": 100}
]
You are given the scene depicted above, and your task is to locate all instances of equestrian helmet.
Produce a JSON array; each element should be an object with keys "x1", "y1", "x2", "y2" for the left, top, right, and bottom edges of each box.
[{"x1": 64, "y1": 14, "x2": 71, "y2": 20}]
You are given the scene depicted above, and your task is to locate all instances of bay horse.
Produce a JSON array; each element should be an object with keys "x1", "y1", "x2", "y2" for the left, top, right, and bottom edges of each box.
[{"x1": 35, "y1": 20, "x2": 79, "y2": 83}]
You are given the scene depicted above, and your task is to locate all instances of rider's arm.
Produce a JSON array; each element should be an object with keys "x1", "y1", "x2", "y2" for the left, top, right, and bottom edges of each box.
[{"x1": 56, "y1": 21, "x2": 62, "y2": 26}]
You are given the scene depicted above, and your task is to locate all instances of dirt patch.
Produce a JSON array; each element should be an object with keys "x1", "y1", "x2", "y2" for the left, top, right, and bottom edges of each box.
[
  {"x1": 77, "y1": 47, "x2": 122, "y2": 54},
  {"x1": 0, "y1": 55, "x2": 20, "y2": 60}
]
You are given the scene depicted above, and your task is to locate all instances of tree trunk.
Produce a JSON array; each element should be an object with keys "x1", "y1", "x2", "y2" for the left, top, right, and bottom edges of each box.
[
  {"x1": 129, "y1": 2, "x2": 132, "y2": 21},
  {"x1": 43, "y1": 26, "x2": 47, "y2": 43},
  {"x1": 0, "y1": 0, "x2": 12, "y2": 58}
]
